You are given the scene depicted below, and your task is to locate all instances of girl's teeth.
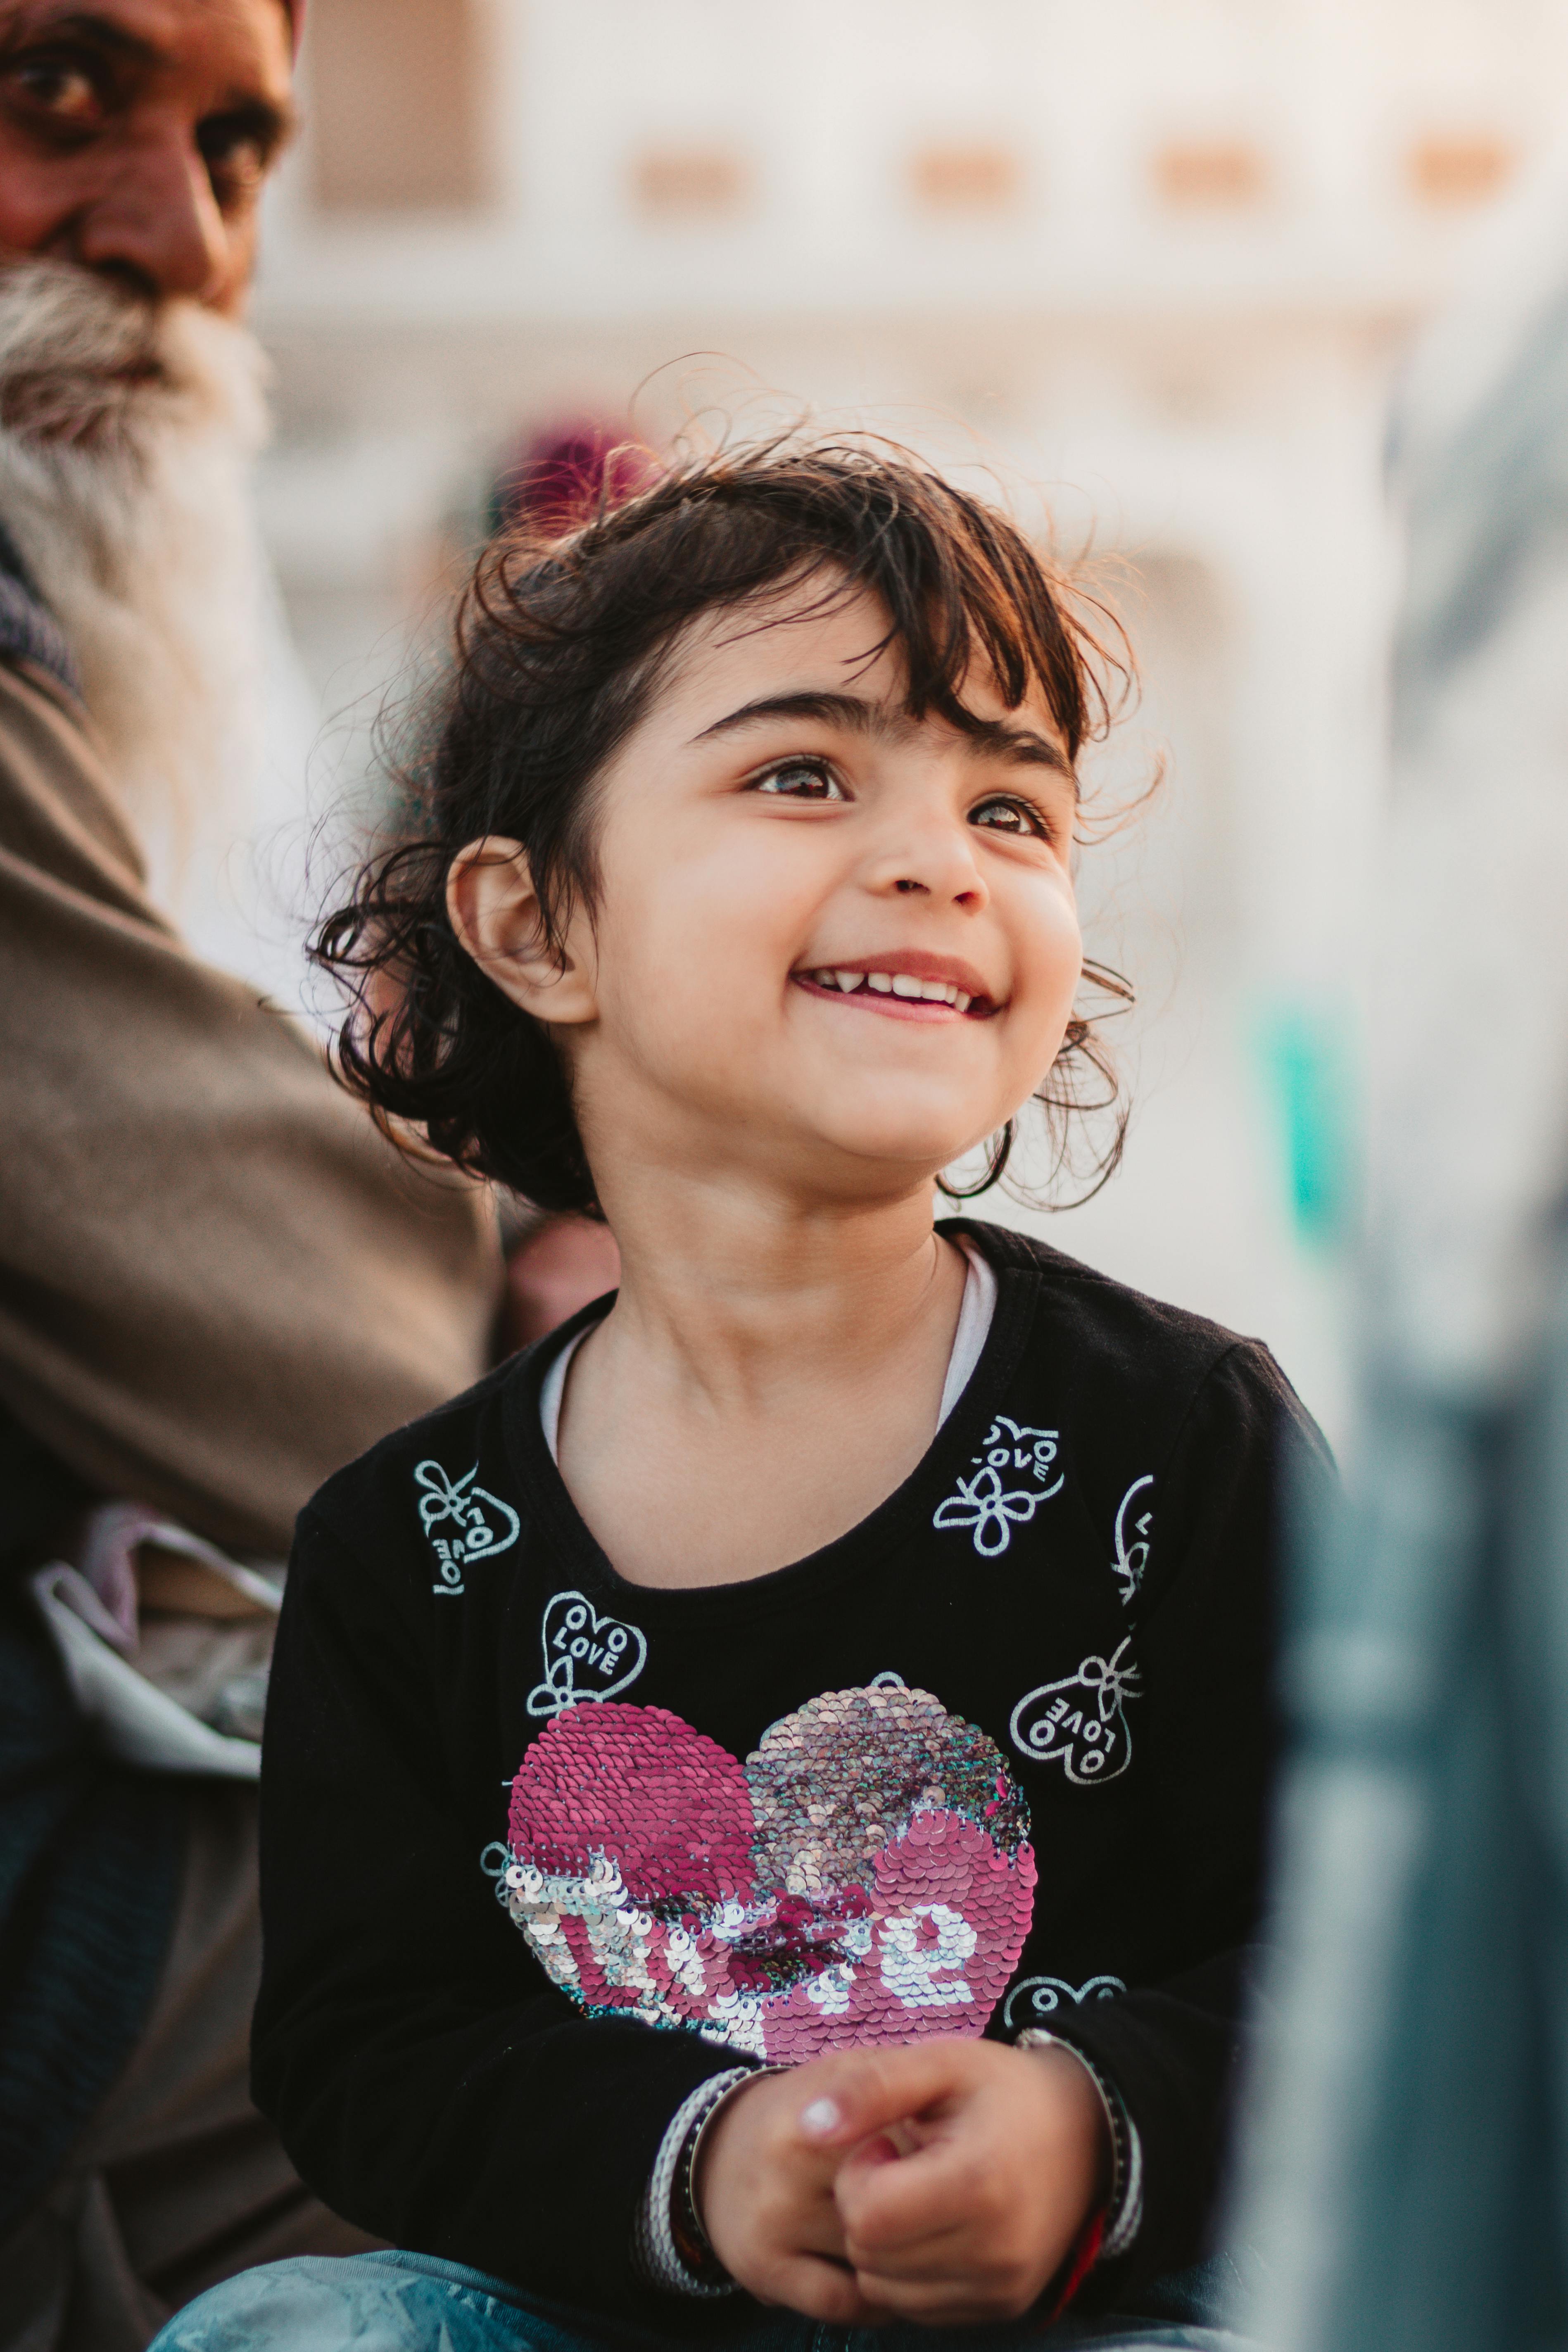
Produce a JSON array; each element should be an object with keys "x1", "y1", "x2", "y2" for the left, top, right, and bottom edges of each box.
[{"x1": 809, "y1": 968, "x2": 974, "y2": 1008}]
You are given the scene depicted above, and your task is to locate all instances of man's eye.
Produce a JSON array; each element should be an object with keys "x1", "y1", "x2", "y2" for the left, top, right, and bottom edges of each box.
[
  {"x1": 200, "y1": 124, "x2": 271, "y2": 205},
  {"x1": 969, "y1": 795, "x2": 1050, "y2": 839},
  {"x1": 7, "y1": 57, "x2": 105, "y2": 126},
  {"x1": 752, "y1": 758, "x2": 847, "y2": 802}
]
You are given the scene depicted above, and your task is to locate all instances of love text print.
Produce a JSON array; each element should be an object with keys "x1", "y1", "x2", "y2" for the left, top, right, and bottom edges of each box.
[
  {"x1": 415, "y1": 1461, "x2": 522, "y2": 1597},
  {"x1": 527, "y1": 1590, "x2": 648, "y2": 1718},
  {"x1": 1008, "y1": 1637, "x2": 1140, "y2": 1785},
  {"x1": 1112, "y1": 1475, "x2": 1154, "y2": 1607},
  {"x1": 933, "y1": 1416, "x2": 1066, "y2": 1558}
]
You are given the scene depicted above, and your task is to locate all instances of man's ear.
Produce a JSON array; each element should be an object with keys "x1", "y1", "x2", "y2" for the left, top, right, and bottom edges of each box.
[{"x1": 446, "y1": 838, "x2": 597, "y2": 1026}]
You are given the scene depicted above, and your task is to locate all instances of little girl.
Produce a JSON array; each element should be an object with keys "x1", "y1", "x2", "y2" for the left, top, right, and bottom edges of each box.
[{"x1": 157, "y1": 442, "x2": 1328, "y2": 2351}]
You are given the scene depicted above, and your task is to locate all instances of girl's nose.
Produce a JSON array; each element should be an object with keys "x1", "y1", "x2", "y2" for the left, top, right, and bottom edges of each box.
[{"x1": 864, "y1": 810, "x2": 989, "y2": 910}]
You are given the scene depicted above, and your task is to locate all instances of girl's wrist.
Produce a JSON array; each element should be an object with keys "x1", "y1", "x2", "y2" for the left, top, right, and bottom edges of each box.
[
  {"x1": 1014, "y1": 2034, "x2": 1114, "y2": 2205},
  {"x1": 635, "y1": 2067, "x2": 757, "y2": 2297},
  {"x1": 1015, "y1": 2030, "x2": 1141, "y2": 2262},
  {"x1": 687, "y1": 2066, "x2": 788, "y2": 2279}
]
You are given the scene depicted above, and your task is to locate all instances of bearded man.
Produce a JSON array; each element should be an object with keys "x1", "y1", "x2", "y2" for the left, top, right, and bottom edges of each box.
[{"x1": 0, "y1": 5, "x2": 503, "y2": 2345}]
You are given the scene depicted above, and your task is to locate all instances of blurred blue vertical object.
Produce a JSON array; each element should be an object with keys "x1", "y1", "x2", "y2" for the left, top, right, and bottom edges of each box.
[
  {"x1": 1259, "y1": 1005, "x2": 1358, "y2": 1251},
  {"x1": 1228, "y1": 165, "x2": 1568, "y2": 2352}
]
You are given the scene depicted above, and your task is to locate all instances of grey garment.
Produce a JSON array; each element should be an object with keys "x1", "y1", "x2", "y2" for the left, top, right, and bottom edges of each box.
[
  {"x1": 1229, "y1": 1350, "x2": 1567, "y2": 2352},
  {"x1": 145, "y1": 2250, "x2": 1259, "y2": 2352},
  {"x1": 0, "y1": 1784, "x2": 375, "y2": 2352},
  {"x1": 1224, "y1": 166, "x2": 1568, "y2": 2352}
]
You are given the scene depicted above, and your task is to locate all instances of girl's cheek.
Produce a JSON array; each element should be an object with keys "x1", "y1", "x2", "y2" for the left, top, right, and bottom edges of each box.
[{"x1": 1022, "y1": 889, "x2": 1082, "y2": 995}]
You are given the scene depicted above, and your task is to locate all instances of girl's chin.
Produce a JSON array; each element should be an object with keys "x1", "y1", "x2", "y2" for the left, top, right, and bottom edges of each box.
[
  {"x1": 802, "y1": 1091, "x2": 1012, "y2": 1162},
  {"x1": 806, "y1": 1119, "x2": 1009, "y2": 1183}
]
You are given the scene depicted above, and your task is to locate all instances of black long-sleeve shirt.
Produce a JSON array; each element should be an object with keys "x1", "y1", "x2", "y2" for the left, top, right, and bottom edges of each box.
[{"x1": 252, "y1": 1221, "x2": 1331, "y2": 2328}]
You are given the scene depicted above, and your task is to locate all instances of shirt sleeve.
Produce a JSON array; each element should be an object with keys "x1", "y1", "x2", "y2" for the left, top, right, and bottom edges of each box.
[
  {"x1": 250, "y1": 1507, "x2": 750, "y2": 2319},
  {"x1": 1025, "y1": 1340, "x2": 1335, "y2": 2298},
  {"x1": 0, "y1": 656, "x2": 497, "y2": 1559}
]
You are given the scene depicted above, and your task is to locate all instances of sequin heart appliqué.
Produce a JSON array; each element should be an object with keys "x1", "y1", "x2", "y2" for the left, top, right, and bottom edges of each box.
[{"x1": 485, "y1": 1682, "x2": 1036, "y2": 2065}]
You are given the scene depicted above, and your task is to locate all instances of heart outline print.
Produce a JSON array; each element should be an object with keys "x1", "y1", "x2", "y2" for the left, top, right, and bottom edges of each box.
[
  {"x1": 1003, "y1": 1973, "x2": 1126, "y2": 2031},
  {"x1": 1111, "y1": 1475, "x2": 1154, "y2": 1606},
  {"x1": 527, "y1": 1589, "x2": 648, "y2": 1717},
  {"x1": 1008, "y1": 1636, "x2": 1140, "y2": 1785},
  {"x1": 414, "y1": 1460, "x2": 520, "y2": 1597}
]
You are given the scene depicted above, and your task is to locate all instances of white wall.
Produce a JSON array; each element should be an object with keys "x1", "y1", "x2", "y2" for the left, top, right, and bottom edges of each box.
[{"x1": 250, "y1": 0, "x2": 1568, "y2": 1443}]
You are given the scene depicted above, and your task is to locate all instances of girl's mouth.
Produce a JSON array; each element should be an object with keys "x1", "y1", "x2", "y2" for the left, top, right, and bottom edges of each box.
[{"x1": 793, "y1": 967, "x2": 999, "y2": 1020}]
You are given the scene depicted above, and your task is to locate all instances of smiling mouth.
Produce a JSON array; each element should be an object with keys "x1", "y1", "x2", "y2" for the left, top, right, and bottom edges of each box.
[{"x1": 793, "y1": 967, "x2": 1000, "y2": 1019}]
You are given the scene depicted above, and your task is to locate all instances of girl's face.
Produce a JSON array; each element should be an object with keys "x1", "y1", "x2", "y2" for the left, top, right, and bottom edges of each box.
[{"x1": 488, "y1": 577, "x2": 1084, "y2": 1205}]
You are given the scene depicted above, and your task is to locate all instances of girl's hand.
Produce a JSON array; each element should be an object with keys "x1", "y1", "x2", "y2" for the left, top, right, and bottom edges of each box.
[
  {"x1": 695, "y1": 2038, "x2": 1110, "y2": 2326},
  {"x1": 694, "y1": 2064, "x2": 896, "y2": 2323},
  {"x1": 826, "y1": 2038, "x2": 1112, "y2": 2325}
]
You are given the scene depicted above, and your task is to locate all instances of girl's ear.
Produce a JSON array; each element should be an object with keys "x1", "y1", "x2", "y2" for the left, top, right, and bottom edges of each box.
[{"x1": 446, "y1": 837, "x2": 597, "y2": 1026}]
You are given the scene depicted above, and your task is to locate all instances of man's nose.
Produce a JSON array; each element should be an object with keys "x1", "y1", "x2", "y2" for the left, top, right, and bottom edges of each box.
[{"x1": 72, "y1": 138, "x2": 232, "y2": 304}]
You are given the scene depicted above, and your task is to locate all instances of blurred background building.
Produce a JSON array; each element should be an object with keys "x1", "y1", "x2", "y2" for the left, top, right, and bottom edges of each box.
[{"x1": 247, "y1": 0, "x2": 1568, "y2": 1445}]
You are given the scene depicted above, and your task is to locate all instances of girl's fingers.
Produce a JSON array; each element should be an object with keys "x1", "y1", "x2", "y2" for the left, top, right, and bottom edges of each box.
[
  {"x1": 849, "y1": 2271, "x2": 1022, "y2": 2328},
  {"x1": 836, "y1": 2133, "x2": 982, "y2": 2250},
  {"x1": 793, "y1": 2041, "x2": 969, "y2": 2149},
  {"x1": 763, "y1": 2254, "x2": 896, "y2": 2326},
  {"x1": 843, "y1": 2217, "x2": 974, "y2": 2283},
  {"x1": 792, "y1": 2200, "x2": 855, "y2": 2260}
]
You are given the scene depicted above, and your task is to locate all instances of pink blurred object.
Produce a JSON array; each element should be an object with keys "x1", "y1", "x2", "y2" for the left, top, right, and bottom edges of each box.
[
  {"x1": 503, "y1": 1214, "x2": 620, "y2": 1353},
  {"x1": 71, "y1": 1501, "x2": 161, "y2": 1649},
  {"x1": 492, "y1": 421, "x2": 660, "y2": 539}
]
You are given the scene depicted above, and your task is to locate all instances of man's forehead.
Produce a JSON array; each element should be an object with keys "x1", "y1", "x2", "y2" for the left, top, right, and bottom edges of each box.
[{"x1": 0, "y1": 0, "x2": 298, "y2": 68}]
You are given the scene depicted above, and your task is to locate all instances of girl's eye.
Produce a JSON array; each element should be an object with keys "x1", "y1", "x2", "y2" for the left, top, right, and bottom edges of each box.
[
  {"x1": 969, "y1": 795, "x2": 1050, "y2": 840},
  {"x1": 751, "y1": 757, "x2": 847, "y2": 803}
]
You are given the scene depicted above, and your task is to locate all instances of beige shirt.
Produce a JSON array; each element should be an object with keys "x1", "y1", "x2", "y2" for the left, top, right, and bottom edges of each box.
[{"x1": 0, "y1": 656, "x2": 499, "y2": 1557}]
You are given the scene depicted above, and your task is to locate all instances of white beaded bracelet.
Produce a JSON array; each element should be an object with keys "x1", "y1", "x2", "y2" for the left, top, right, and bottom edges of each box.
[
  {"x1": 1016, "y1": 2029, "x2": 1144, "y2": 2261},
  {"x1": 632, "y1": 2068, "x2": 755, "y2": 2297}
]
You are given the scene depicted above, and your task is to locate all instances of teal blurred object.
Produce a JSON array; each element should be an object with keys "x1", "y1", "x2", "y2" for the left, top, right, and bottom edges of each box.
[
  {"x1": 1233, "y1": 1300, "x2": 1568, "y2": 2352},
  {"x1": 1228, "y1": 198, "x2": 1568, "y2": 2352},
  {"x1": 1257, "y1": 1007, "x2": 1357, "y2": 1251}
]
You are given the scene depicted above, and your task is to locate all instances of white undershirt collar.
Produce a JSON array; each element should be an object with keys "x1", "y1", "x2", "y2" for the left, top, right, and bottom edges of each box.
[{"x1": 538, "y1": 1234, "x2": 997, "y2": 1466}]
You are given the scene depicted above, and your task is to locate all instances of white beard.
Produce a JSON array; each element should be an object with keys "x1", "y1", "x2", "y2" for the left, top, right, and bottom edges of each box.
[{"x1": 0, "y1": 260, "x2": 271, "y2": 899}]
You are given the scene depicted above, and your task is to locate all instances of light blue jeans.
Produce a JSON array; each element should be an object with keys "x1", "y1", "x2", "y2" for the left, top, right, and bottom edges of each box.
[{"x1": 147, "y1": 2247, "x2": 1256, "y2": 2352}]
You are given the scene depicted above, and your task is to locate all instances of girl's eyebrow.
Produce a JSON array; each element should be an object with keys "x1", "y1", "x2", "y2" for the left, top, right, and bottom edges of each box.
[{"x1": 693, "y1": 688, "x2": 1076, "y2": 784}]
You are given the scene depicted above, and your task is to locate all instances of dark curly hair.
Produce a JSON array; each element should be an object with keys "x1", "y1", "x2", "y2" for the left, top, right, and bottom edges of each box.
[{"x1": 312, "y1": 437, "x2": 1135, "y2": 1215}]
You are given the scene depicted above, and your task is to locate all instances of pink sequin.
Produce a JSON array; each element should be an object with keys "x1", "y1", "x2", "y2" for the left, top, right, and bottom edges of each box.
[
  {"x1": 496, "y1": 1684, "x2": 1035, "y2": 2061},
  {"x1": 507, "y1": 1702, "x2": 754, "y2": 1907}
]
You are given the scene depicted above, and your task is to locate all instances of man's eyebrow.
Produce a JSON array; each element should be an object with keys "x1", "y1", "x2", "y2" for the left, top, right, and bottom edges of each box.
[
  {"x1": 3, "y1": 8, "x2": 163, "y2": 67},
  {"x1": 2, "y1": 9, "x2": 299, "y2": 148},
  {"x1": 693, "y1": 687, "x2": 1077, "y2": 784}
]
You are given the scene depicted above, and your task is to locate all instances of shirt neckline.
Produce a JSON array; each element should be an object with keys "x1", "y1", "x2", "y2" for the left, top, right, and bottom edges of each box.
[
  {"x1": 538, "y1": 1235, "x2": 998, "y2": 1466},
  {"x1": 500, "y1": 1219, "x2": 1039, "y2": 1623}
]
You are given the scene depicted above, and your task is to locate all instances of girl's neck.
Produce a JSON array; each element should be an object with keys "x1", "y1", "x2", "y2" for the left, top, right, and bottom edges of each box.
[
  {"x1": 555, "y1": 1168, "x2": 973, "y2": 1586},
  {"x1": 590, "y1": 1168, "x2": 957, "y2": 1410}
]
